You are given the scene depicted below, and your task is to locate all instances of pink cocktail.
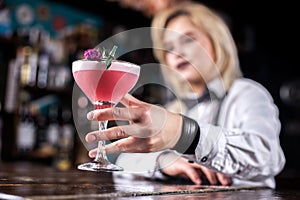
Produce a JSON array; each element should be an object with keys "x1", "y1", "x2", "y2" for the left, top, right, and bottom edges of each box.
[{"x1": 72, "y1": 59, "x2": 140, "y2": 171}]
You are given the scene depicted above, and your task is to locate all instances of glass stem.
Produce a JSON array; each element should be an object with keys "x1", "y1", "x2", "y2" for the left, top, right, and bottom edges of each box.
[{"x1": 94, "y1": 120, "x2": 109, "y2": 164}]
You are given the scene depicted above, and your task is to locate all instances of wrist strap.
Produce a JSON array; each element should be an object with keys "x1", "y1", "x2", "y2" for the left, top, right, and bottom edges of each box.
[{"x1": 171, "y1": 115, "x2": 200, "y2": 154}]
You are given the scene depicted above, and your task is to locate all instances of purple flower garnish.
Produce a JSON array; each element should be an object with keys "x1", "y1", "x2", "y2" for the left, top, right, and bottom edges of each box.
[
  {"x1": 84, "y1": 49, "x2": 102, "y2": 60},
  {"x1": 83, "y1": 46, "x2": 118, "y2": 68}
]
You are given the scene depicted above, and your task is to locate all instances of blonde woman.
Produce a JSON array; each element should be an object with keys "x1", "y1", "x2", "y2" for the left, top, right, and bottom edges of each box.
[{"x1": 85, "y1": 2, "x2": 285, "y2": 188}]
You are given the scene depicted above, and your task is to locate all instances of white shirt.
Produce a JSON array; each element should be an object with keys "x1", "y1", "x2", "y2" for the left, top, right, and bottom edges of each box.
[{"x1": 114, "y1": 78, "x2": 286, "y2": 189}]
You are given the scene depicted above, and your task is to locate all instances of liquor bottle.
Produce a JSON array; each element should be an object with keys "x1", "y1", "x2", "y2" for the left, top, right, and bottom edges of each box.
[
  {"x1": 46, "y1": 105, "x2": 60, "y2": 148},
  {"x1": 37, "y1": 53, "x2": 49, "y2": 88},
  {"x1": 53, "y1": 108, "x2": 74, "y2": 171},
  {"x1": 28, "y1": 50, "x2": 38, "y2": 86},
  {"x1": 35, "y1": 114, "x2": 48, "y2": 150},
  {"x1": 16, "y1": 106, "x2": 36, "y2": 154},
  {"x1": 20, "y1": 46, "x2": 32, "y2": 86}
]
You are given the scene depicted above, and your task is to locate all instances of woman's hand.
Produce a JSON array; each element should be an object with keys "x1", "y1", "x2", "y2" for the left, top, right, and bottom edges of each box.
[
  {"x1": 158, "y1": 152, "x2": 232, "y2": 186},
  {"x1": 86, "y1": 94, "x2": 183, "y2": 156}
]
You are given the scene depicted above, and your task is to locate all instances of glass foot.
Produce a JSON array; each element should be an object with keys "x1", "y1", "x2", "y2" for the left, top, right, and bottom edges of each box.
[{"x1": 77, "y1": 161, "x2": 123, "y2": 172}]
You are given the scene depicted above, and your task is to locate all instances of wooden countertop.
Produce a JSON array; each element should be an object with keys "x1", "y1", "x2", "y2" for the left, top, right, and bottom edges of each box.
[{"x1": 0, "y1": 161, "x2": 298, "y2": 199}]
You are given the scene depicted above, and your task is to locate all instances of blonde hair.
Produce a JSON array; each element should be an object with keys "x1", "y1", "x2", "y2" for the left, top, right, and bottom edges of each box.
[{"x1": 151, "y1": 2, "x2": 242, "y2": 93}]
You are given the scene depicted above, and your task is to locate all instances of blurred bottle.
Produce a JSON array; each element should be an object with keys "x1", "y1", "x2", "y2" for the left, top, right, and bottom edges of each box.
[
  {"x1": 20, "y1": 46, "x2": 32, "y2": 86},
  {"x1": 16, "y1": 106, "x2": 36, "y2": 154},
  {"x1": 37, "y1": 53, "x2": 49, "y2": 88},
  {"x1": 53, "y1": 108, "x2": 74, "y2": 171},
  {"x1": 46, "y1": 105, "x2": 60, "y2": 148},
  {"x1": 28, "y1": 49, "x2": 38, "y2": 86},
  {"x1": 35, "y1": 114, "x2": 48, "y2": 150}
]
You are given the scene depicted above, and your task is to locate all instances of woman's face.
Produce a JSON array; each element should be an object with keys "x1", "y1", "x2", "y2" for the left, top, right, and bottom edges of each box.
[{"x1": 163, "y1": 15, "x2": 217, "y2": 85}]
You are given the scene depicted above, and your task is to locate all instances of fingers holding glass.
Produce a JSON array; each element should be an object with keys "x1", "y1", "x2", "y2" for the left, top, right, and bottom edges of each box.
[{"x1": 85, "y1": 104, "x2": 182, "y2": 154}]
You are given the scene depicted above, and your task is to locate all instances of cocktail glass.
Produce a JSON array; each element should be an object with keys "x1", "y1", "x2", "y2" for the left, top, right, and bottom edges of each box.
[{"x1": 72, "y1": 59, "x2": 140, "y2": 171}]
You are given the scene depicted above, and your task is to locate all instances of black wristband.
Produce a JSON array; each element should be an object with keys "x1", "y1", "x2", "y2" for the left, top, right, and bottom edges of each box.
[{"x1": 171, "y1": 115, "x2": 200, "y2": 154}]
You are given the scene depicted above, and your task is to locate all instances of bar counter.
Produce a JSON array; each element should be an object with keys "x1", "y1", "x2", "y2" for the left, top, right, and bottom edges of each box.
[{"x1": 0, "y1": 161, "x2": 299, "y2": 199}]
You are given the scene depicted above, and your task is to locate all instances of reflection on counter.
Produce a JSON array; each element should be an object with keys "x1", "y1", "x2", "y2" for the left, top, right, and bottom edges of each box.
[{"x1": 0, "y1": 162, "x2": 299, "y2": 200}]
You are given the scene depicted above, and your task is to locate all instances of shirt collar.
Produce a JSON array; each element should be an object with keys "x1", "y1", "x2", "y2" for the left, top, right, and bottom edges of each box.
[
  {"x1": 206, "y1": 77, "x2": 227, "y2": 100},
  {"x1": 181, "y1": 77, "x2": 227, "y2": 109}
]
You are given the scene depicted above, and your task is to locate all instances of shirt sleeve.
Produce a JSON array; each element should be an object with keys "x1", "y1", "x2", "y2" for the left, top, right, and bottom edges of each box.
[
  {"x1": 115, "y1": 151, "x2": 167, "y2": 179},
  {"x1": 194, "y1": 81, "x2": 286, "y2": 182}
]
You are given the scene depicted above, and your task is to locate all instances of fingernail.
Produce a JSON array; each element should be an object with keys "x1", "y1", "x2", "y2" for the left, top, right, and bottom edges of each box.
[
  {"x1": 195, "y1": 178, "x2": 201, "y2": 185},
  {"x1": 87, "y1": 111, "x2": 94, "y2": 120},
  {"x1": 86, "y1": 134, "x2": 96, "y2": 142},
  {"x1": 89, "y1": 151, "x2": 96, "y2": 158},
  {"x1": 222, "y1": 178, "x2": 231, "y2": 186}
]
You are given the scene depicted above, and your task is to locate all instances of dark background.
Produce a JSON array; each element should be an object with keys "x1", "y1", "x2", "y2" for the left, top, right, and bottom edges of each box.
[{"x1": 53, "y1": 0, "x2": 299, "y2": 93}]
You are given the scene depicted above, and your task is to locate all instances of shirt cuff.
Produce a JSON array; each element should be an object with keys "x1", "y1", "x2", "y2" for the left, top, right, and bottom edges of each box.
[{"x1": 171, "y1": 115, "x2": 200, "y2": 154}]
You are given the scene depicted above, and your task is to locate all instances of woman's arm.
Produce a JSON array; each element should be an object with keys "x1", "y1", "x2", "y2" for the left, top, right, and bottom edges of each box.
[{"x1": 193, "y1": 80, "x2": 286, "y2": 182}]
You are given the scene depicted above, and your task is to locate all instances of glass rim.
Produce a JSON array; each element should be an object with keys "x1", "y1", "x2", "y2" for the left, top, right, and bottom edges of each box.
[{"x1": 72, "y1": 59, "x2": 140, "y2": 74}]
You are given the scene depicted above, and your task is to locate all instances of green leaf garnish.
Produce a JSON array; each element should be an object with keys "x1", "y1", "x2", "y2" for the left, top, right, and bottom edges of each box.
[{"x1": 105, "y1": 45, "x2": 118, "y2": 69}]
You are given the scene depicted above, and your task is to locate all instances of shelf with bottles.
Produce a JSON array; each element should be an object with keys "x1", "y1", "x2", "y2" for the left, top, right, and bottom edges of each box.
[
  {"x1": 7, "y1": 42, "x2": 76, "y2": 167},
  {"x1": 18, "y1": 44, "x2": 73, "y2": 92},
  {"x1": 16, "y1": 93, "x2": 75, "y2": 167},
  {"x1": 1, "y1": 22, "x2": 102, "y2": 166}
]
